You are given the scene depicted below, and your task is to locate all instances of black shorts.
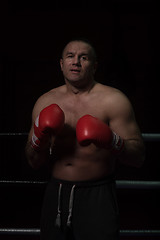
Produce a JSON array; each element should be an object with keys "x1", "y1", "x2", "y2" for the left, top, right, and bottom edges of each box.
[{"x1": 40, "y1": 176, "x2": 119, "y2": 240}]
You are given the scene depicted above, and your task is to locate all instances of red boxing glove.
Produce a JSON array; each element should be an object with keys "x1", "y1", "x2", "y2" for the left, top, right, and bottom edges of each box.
[
  {"x1": 31, "y1": 104, "x2": 65, "y2": 150},
  {"x1": 76, "y1": 115, "x2": 124, "y2": 154}
]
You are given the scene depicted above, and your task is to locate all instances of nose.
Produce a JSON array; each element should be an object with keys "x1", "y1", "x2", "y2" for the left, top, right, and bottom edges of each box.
[{"x1": 72, "y1": 56, "x2": 81, "y2": 66}]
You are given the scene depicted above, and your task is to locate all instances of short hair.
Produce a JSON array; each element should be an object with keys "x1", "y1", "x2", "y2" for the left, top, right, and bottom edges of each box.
[{"x1": 61, "y1": 37, "x2": 97, "y2": 63}]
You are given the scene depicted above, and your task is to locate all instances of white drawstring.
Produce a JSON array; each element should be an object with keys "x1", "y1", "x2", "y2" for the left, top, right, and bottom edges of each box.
[
  {"x1": 67, "y1": 185, "x2": 76, "y2": 227},
  {"x1": 55, "y1": 183, "x2": 62, "y2": 227},
  {"x1": 55, "y1": 183, "x2": 76, "y2": 228}
]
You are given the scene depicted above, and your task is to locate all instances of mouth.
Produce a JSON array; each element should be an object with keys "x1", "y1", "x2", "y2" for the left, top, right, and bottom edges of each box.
[{"x1": 70, "y1": 69, "x2": 81, "y2": 73}]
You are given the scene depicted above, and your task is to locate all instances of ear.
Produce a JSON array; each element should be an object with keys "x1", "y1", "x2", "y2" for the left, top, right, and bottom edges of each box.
[{"x1": 60, "y1": 59, "x2": 63, "y2": 71}]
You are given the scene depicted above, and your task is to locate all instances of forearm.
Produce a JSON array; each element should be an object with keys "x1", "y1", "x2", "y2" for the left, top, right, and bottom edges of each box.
[
  {"x1": 117, "y1": 138, "x2": 145, "y2": 168},
  {"x1": 25, "y1": 140, "x2": 50, "y2": 169}
]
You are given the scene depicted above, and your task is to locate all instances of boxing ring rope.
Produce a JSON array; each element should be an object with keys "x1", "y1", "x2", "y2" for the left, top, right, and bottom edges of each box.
[
  {"x1": 1, "y1": 179, "x2": 160, "y2": 189},
  {"x1": 0, "y1": 132, "x2": 160, "y2": 237},
  {"x1": 0, "y1": 228, "x2": 160, "y2": 236},
  {"x1": 0, "y1": 228, "x2": 40, "y2": 235},
  {"x1": 142, "y1": 133, "x2": 160, "y2": 141},
  {"x1": 0, "y1": 132, "x2": 160, "y2": 141}
]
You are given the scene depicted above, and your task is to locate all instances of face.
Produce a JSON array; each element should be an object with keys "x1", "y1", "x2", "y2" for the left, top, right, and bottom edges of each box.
[{"x1": 60, "y1": 41, "x2": 97, "y2": 86}]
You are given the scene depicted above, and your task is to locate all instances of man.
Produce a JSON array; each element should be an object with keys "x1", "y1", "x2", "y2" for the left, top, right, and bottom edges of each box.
[{"x1": 25, "y1": 38, "x2": 145, "y2": 240}]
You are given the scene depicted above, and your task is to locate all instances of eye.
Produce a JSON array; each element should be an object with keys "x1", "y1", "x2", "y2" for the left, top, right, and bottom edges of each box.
[
  {"x1": 67, "y1": 54, "x2": 73, "y2": 58},
  {"x1": 81, "y1": 56, "x2": 88, "y2": 61}
]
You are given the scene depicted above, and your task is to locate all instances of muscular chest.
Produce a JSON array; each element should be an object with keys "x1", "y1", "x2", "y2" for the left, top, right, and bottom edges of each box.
[{"x1": 59, "y1": 96, "x2": 109, "y2": 129}]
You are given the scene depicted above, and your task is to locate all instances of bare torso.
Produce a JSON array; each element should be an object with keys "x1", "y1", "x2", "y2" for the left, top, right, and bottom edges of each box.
[
  {"x1": 40, "y1": 83, "x2": 117, "y2": 181},
  {"x1": 27, "y1": 40, "x2": 145, "y2": 177}
]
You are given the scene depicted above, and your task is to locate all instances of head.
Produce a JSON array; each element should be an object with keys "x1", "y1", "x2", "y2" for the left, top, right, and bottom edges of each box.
[{"x1": 60, "y1": 39, "x2": 97, "y2": 88}]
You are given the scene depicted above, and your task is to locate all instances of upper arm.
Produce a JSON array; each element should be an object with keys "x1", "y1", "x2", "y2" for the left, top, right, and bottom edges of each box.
[{"x1": 108, "y1": 92, "x2": 142, "y2": 141}]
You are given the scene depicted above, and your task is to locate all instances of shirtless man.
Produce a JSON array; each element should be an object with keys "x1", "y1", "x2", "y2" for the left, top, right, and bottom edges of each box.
[{"x1": 25, "y1": 39, "x2": 145, "y2": 240}]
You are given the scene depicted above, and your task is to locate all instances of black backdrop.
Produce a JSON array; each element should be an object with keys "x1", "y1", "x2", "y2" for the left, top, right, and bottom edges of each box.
[
  {"x1": 0, "y1": 1, "x2": 160, "y2": 238},
  {"x1": 1, "y1": 0, "x2": 160, "y2": 133},
  {"x1": 0, "y1": 1, "x2": 160, "y2": 183}
]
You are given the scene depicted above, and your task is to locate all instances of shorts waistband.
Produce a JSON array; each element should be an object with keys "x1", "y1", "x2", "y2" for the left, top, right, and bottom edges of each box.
[{"x1": 51, "y1": 174, "x2": 115, "y2": 188}]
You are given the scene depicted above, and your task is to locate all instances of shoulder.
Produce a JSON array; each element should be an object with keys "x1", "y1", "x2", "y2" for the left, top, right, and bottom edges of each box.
[
  {"x1": 95, "y1": 82, "x2": 120, "y2": 95},
  {"x1": 32, "y1": 85, "x2": 66, "y2": 120},
  {"x1": 95, "y1": 83, "x2": 130, "y2": 104},
  {"x1": 95, "y1": 83, "x2": 134, "y2": 117}
]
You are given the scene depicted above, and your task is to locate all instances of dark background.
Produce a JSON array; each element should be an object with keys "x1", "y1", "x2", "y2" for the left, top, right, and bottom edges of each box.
[
  {"x1": 1, "y1": 0, "x2": 160, "y2": 134},
  {"x1": 0, "y1": 0, "x2": 160, "y2": 239}
]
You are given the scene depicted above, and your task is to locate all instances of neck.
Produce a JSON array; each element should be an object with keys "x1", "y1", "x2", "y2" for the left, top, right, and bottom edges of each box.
[{"x1": 65, "y1": 79, "x2": 96, "y2": 95}]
